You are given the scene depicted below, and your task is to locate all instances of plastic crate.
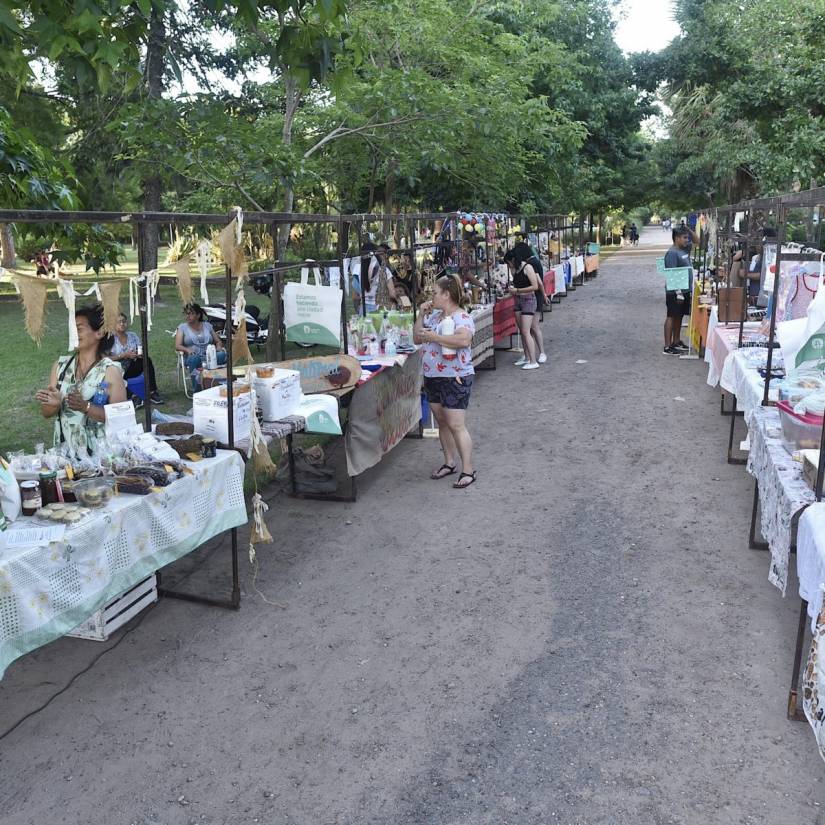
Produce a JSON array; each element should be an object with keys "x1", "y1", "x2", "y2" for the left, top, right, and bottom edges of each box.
[{"x1": 67, "y1": 575, "x2": 158, "y2": 641}]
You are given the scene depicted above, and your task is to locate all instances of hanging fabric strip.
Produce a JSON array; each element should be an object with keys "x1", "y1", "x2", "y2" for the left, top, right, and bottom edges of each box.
[
  {"x1": 196, "y1": 239, "x2": 211, "y2": 305},
  {"x1": 128, "y1": 277, "x2": 140, "y2": 322},
  {"x1": 56, "y1": 278, "x2": 78, "y2": 350},
  {"x1": 140, "y1": 269, "x2": 160, "y2": 331}
]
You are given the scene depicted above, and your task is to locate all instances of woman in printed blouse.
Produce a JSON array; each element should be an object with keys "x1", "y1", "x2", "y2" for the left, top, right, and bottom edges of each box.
[
  {"x1": 36, "y1": 304, "x2": 127, "y2": 459},
  {"x1": 413, "y1": 274, "x2": 476, "y2": 489},
  {"x1": 109, "y1": 313, "x2": 163, "y2": 406}
]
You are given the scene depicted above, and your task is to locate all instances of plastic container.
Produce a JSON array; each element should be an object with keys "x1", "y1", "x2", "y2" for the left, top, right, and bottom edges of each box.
[
  {"x1": 777, "y1": 400, "x2": 825, "y2": 450},
  {"x1": 72, "y1": 477, "x2": 116, "y2": 508}
]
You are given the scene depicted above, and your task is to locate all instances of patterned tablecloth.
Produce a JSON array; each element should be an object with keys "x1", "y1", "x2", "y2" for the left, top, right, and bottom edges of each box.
[
  {"x1": 747, "y1": 406, "x2": 815, "y2": 594},
  {"x1": 795, "y1": 504, "x2": 825, "y2": 762},
  {"x1": 470, "y1": 305, "x2": 494, "y2": 367},
  {"x1": 493, "y1": 295, "x2": 517, "y2": 340},
  {"x1": 705, "y1": 322, "x2": 765, "y2": 387},
  {"x1": 0, "y1": 450, "x2": 247, "y2": 679}
]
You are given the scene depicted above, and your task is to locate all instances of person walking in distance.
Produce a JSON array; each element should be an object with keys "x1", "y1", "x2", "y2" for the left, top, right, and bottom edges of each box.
[{"x1": 663, "y1": 225, "x2": 692, "y2": 355}]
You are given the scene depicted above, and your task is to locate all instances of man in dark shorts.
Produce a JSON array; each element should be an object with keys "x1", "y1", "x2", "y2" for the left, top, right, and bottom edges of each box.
[{"x1": 663, "y1": 225, "x2": 692, "y2": 355}]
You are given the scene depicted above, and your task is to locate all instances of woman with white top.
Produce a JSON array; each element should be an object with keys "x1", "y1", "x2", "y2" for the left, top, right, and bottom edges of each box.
[{"x1": 413, "y1": 274, "x2": 476, "y2": 489}]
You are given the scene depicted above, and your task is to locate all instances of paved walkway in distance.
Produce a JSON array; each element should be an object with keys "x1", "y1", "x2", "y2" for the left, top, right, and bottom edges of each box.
[{"x1": 0, "y1": 226, "x2": 822, "y2": 824}]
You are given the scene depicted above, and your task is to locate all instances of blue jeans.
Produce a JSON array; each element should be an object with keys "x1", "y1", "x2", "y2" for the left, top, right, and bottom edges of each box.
[{"x1": 186, "y1": 350, "x2": 226, "y2": 389}]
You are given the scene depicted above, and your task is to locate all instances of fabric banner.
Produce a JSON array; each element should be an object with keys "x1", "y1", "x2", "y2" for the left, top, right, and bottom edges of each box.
[
  {"x1": 284, "y1": 265, "x2": 343, "y2": 348},
  {"x1": 471, "y1": 305, "x2": 494, "y2": 366},
  {"x1": 689, "y1": 284, "x2": 703, "y2": 351},
  {"x1": 584, "y1": 255, "x2": 599, "y2": 273},
  {"x1": 346, "y1": 349, "x2": 423, "y2": 476},
  {"x1": 493, "y1": 295, "x2": 517, "y2": 339},
  {"x1": 544, "y1": 270, "x2": 556, "y2": 297}
]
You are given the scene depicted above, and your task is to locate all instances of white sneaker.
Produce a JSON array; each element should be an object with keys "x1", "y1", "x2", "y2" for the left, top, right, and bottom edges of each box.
[
  {"x1": 522, "y1": 362, "x2": 540, "y2": 370},
  {"x1": 514, "y1": 357, "x2": 528, "y2": 366},
  {"x1": 538, "y1": 353, "x2": 547, "y2": 363}
]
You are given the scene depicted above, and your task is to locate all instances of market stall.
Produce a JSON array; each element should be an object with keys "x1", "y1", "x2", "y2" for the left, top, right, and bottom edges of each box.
[{"x1": 0, "y1": 450, "x2": 246, "y2": 678}]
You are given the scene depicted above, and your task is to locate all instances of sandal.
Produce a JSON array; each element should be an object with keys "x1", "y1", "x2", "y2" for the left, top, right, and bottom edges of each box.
[
  {"x1": 453, "y1": 471, "x2": 477, "y2": 489},
  {"x1": 430, "y1": 463, "x2": 456, "y2": 480}
]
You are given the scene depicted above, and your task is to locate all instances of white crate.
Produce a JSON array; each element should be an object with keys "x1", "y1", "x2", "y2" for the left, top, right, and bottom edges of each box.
[
  {"x1": 68, "y1": 575, "x2": 158, "y2": 641},
  {"x1": 253, "y1": 366, "x2": 301, "y2": 422},
  {"x1": 193, "y1": 385, "x2": 253, "y2": 444}
]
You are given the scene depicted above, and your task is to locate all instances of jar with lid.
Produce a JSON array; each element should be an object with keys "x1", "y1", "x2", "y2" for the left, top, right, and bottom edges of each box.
[
  {"x1": 20, "y1": 480, "x2": 42, "y2": 516},
  {"x1": 39, "y1": 471, "x2": 59, "y2": 506}
]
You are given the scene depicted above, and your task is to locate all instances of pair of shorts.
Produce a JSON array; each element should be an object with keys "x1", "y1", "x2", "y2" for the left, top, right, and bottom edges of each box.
[
  {"x1": 514, "y1": 293, "x2": 537, "y2": 315},
  {"x1": 665, "y1": 290, "x2": 691, "y2": 318},
  {"x1": 424, "y1": 376, "x2": 474, "y2": 410}
]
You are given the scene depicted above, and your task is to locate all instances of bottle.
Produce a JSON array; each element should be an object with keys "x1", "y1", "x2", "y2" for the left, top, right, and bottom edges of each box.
[
  {"x1": 91, "y1": 381, "x2": 109, "y2": 407},
  {"x1": 379, "y1": 311, "x2": 389, "y2": 351},
  {"x1": 441, "y1": 315, "x2": 457, "y2": 360},
  {"x1": 205, "y1": 343, "x2": 217, "y2": 370}
]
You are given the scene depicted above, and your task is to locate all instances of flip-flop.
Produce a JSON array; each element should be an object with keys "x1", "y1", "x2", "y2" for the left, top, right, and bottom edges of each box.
[
  {"x1": 453, "y1": 471, "x2": 477, "y2": 489},
  {"x1": 430, "y1": 463, "x2": 456, "y2": 480}
]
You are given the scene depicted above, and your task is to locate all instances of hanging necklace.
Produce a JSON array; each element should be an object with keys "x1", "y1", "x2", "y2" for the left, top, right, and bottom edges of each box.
[{"x1": 75, "y1": 355, "x2": 101, "y2": 383}]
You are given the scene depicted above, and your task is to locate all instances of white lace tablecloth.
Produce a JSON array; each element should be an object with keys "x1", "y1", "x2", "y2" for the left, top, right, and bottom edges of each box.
[
  {"x1": 0, "y1": 450, "x2": 247, "y2": 678},
  {"x1": 798, "y1": 504, "x2": 825, "y2": 631},
  {"x1": 747, "y1": 406, "x2": 815, "y2": 593},
  {"x1": 719, "y1": 349, "x2": 779, "y2": 426}
]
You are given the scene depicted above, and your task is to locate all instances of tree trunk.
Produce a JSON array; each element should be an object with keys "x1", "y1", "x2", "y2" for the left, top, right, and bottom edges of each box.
[
  {"x1": 268, "y1": 72, "x2": 302, "y2": 361},
  {"x1": 0, "y1": 224, "x2": 16, "y2": 268},
  {"x1": 139, "y1": 6, "x2": 165, "y2": 271},
  {"x1": 383, "y1": 159, "x2": 397, "y2": 238}
]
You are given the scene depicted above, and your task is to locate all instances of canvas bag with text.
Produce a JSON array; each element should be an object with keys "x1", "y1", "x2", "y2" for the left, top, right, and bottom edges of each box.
[{"x1": 284, "y1": 264, "x2": 343, "y2": 348}]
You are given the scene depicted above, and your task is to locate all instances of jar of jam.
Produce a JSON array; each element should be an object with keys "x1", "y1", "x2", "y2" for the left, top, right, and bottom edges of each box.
[
  {"x1": 39, "y1": 471, "x2": 59, "y2": 506},
  {"x1": 20, "y1": 480, "x2": 42, "y2": 516}
]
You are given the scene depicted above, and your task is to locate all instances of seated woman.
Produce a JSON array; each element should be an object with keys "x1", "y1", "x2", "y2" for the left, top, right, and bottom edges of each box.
[
  {"x1": 175, "y1": 302, "x2": 226, "y2": 390},
  {"x1": 110, "y1": 313, "x2": 163, "y2": 407},
  {"x1": 35, "y1": 304, "x2": 127, "y2": 460}
]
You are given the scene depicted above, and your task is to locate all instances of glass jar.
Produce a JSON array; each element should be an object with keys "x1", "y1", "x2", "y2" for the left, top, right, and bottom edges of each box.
[
  {"x1": 20, "y1": 480, "x2": 42, "y2": 516},
  {"x1": 39, "y1": 471, "x2": 59, "y2": 506}
]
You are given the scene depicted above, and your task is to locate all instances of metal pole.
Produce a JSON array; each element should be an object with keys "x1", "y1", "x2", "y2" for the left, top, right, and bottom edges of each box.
[
  {"x1": 337, "y1": 215, "x2": 349, "y2": 355},
  {"x1": 135, "y1": 223, "x2": 153, "y2": 431},
  {"x1": 762, "y1": 205, "x2": 786, "y2": 405}
]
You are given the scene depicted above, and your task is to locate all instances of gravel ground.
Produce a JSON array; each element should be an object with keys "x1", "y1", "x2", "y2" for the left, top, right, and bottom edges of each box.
[{"x1": 1, "y1": 226, "x2": 822, "y2": 824}]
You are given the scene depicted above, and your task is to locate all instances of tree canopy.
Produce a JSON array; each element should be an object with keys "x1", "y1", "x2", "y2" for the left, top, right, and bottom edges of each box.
[{"x1": 0, "y1": 0, "x2": 658, "y2": 267}]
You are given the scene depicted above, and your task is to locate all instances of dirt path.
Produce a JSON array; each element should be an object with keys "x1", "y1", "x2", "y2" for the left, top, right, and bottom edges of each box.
[{"x1": 1, "y1": 231, "x2": 822, "y2": 824}]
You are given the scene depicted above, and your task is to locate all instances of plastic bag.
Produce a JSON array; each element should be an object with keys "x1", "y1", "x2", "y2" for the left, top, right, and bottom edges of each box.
[{"x1": 0, "y1": 459, "x2": 21, "y2": 521}]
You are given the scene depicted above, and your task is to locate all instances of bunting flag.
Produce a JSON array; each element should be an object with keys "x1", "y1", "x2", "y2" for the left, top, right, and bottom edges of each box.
[
  {"x1": 13, "y1": 273, "x2": 48, "y2": 345},
  {"x1": 172, "y1": 258, "x2": 193, "y2": 304},
  {"x1": 99, "y1": 280, "x2": 122, "y2": 334},
  {"x1": 218, "y1": 213, "x2": 248, "y2": 283}
]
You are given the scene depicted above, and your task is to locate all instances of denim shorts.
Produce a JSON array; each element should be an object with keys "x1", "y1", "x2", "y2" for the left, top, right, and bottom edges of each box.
[
  {"x1": 424, "y1": 376, "x2": 474, "y2": 410},
  {"x1": 514, "y1": 293, "x2": 537, "y2": 315}
]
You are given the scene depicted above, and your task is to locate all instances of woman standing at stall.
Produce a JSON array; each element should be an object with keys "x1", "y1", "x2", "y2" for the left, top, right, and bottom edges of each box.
[
  {"x1": 35, "y1": 304, "x2": 127, "y2": 459},
  {"x1": 503, "y1": 246, "x2": 540, "y2": 370},
  {"x1": 175, "y1": 302, "x2": 226, "y2": 390},
  {"x1": 414, "y1": 274, "x2": 476, "y2": 489}
]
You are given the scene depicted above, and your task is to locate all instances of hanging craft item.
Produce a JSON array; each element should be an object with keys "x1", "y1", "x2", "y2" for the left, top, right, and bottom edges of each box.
[
  {"x1": 232, "y1": 316, "x2": 254, "y2": 365},
  {"x1": 99, "y1": 280, "x2": 122, "y2": 334},
  {"x1": 13, "y1": 273, "x2": 48, "y2": 345},
  {"x1": 249, "y1": 491, "x2": 273, "y2": 566},
  {"x1": 141, "y1": 269, "x2": 160, "y2": 331},
  {"x1": 196, "y1": 239, "x2": 211, "y2": 305},
  {"x1": 172, "y1": 258, "x2": 193, "y2": 304},
  {"x1": 218, "y1": 210, "x2": 248, "y2": 283},
  {"x1": 56, "y1": 277, "x2": 78, "y2": 350}
]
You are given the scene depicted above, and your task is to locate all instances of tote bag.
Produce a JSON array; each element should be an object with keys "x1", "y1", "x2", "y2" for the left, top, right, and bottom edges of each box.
[{"x1": 284, "y1": 264, "x2": 343, "y2": 348}]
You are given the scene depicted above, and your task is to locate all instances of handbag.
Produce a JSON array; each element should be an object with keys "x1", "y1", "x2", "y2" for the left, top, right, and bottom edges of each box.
[{"x1": 283, "y1": 263, "x2": 343, "y2": 348}]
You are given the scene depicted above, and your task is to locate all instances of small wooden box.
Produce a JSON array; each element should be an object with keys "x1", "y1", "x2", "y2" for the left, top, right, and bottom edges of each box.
[{"x1": 67, "y1": 575, "x2": 158, "y2": 641}]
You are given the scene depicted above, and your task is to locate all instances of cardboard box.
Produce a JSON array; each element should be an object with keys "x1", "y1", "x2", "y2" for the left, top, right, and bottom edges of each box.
[
  {"x1": 253, "y1": 366, "x2": 302, "y2": 422},
  {"x1": 193, "y1": 385, "x2": 252, "y2": 444}
]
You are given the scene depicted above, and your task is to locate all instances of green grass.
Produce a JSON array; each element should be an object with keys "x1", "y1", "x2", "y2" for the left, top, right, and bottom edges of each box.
[{"x1": 0, "y1": 282, "x2": 271, "y2": 455}]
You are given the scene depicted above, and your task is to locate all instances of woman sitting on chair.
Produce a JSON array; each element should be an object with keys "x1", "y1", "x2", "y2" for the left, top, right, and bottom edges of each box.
[
  {"x1": 110, "y1": 313, "x2": 163, "y2": 407},
  {"x1": 175, "y1": 302, "x2": 226, "y2": 390}
]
